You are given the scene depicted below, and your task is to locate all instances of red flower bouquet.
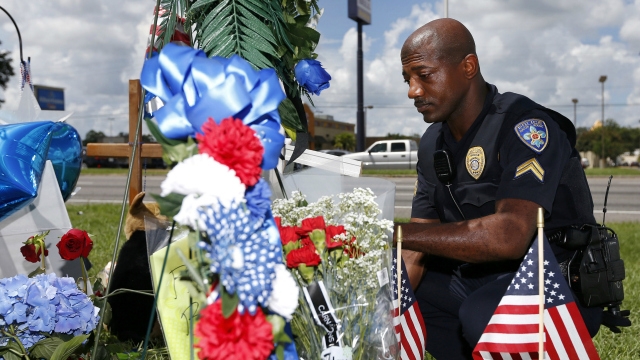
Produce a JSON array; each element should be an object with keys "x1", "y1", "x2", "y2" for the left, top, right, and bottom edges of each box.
[{"x1": 20, "y1": 243, "x2": 48, "y2": 263}]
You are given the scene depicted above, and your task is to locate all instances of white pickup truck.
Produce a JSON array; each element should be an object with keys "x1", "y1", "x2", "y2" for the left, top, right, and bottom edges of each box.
[{"x1": 342, "y1": 139, "x2": 418, "y2": 169}]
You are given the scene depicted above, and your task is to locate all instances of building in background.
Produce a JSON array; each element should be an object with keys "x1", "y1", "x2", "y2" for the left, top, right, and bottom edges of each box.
[{"x1": 306, "y1": 110, "x2": 355, "y2": 150}]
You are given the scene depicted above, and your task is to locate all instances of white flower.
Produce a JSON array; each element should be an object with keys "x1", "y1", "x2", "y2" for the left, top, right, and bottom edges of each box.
[
  {"x1": 161, "y1": 153, "x2": 245, "y2": 205},
  {"x1": 161, "y1": 154, "x2": 246, "y2": 229},
  {"x1": 267, "y1": 264, "x2": 299, "y2": 320}
]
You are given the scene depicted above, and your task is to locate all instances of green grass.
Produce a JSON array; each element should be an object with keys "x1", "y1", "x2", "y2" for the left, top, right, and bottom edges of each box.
[
  {"x1": 68, "y1": 206, "x2": 639, "y2": 357},
  {"x1": 67, "y1": 203, "x2": 127, "y2": 278},
  {"x1": 585, "y1": 167, "x2": 640, "y2": 176},
  {"x1": 80, "y1": 168, "x2": 170, "y2": 176}
]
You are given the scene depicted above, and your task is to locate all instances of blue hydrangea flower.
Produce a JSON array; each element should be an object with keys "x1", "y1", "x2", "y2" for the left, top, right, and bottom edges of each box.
[
  {"x1": 198, "y1": 200, "x2": 282, "y2": 314},
  {"x1": 294, "y1": 59, "x2": 331, "y2": 95},
  {"x1": 0, "y1": 273, "x2": 100, "y2": 349},
  {"x1": 245, "y1": 179, "x2": 272, "y2": 223}
]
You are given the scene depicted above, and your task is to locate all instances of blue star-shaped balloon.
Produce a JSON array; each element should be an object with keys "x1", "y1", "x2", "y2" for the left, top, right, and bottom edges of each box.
[{"x1": 0, "y1": 121, "x2": 82, "y2": 223}]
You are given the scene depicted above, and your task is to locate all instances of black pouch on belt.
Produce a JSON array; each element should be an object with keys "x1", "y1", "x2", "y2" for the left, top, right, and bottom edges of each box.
[{"x1": 567, "y1": 225, "x2": 625, "y2": 308}]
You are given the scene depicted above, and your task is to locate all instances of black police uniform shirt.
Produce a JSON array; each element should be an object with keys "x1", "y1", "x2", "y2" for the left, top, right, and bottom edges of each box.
[{"x1": 411, "y1": 83, "x2": 595, "y2": 264}]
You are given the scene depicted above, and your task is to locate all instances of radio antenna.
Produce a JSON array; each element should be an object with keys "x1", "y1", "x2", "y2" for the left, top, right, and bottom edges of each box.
[{"x1": 602, "y1": 175, "x2": 613, "y2": 225}]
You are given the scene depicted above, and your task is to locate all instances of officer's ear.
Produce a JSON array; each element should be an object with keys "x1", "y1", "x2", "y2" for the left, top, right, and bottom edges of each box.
[{"x1": 461, "y1": 54, "x2": 480, "y2": 79}]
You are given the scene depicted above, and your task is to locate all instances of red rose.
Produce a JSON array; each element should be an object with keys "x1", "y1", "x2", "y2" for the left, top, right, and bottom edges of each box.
[
  {"x1": 197, "y1": 117, "x2": 264, "y2": 187},
  {"x1": 20, "y1": 244, "x2": 48, "y2": 263},
  {"x1": 195, "y1": 300, "x2": 273, "y2": 360},
  {"x1": 286, "y1": 238, "x2": 321, "y2": 268},
  {"x1": 325, "y1": 225, "x2": 346, "y2": 249},
  {"x1": 295, "y1": 216, "x2": 326, "y2": 236},
  {"x1": 57, "y1": 229, "x2": 93, "y2": 260}
]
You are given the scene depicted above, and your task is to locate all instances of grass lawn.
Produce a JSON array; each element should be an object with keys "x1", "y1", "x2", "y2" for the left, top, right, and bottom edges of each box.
[{"x1": 68, "y1": 203, "x2": 639, "y2": 357}]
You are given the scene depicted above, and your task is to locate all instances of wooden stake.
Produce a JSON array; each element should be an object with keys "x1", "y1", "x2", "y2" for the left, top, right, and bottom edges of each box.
[{"x1": 85, "y1": 80, "x2": 163, "y2": 204}]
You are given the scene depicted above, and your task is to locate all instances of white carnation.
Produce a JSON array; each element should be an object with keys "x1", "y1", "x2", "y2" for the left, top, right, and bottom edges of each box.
[
  {"x1": 160, "y1": 153, "x2": 245, "y2": 205},
  {"x1": 267, "y1": 264, "x2": 299, "y2": 321}
]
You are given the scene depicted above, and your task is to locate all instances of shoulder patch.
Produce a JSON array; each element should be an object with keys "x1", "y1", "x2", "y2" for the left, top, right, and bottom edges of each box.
[
  {"x1": 514, "y1": 119, "x2": 548, "y2": 153},
  {"x1": 514, "y1": 158, "x2": 545, "y2": 183}
]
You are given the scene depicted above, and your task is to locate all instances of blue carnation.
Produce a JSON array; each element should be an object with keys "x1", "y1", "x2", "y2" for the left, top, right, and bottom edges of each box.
[
  {"x1": 245, "y1": 179, "x2": 272, "y2": 223},
  {"x1": 294, "y1": 59, "x2": 331, "y2": 95},
  {"x1": 198, "y1": 201, "x2": 282, "y2": 314}
]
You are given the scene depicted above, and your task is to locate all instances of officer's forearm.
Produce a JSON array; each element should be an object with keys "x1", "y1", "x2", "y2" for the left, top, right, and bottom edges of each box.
[{"x1": 398, "y1": 198, "x2": 538, "y2": 263}]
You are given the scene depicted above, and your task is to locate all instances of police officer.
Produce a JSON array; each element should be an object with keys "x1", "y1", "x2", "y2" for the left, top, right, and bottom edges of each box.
[{"x1": 397, "y1": 19, "x2": 604, "y2": 359}]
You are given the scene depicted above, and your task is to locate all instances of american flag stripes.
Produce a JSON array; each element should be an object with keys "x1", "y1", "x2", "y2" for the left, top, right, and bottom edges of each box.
[
  {"x1": 392, "y1": 257, "x2": 427, "y2": 360},
  {"x1": 473, "y1": 236, "x2": 599, "y2": 359}
]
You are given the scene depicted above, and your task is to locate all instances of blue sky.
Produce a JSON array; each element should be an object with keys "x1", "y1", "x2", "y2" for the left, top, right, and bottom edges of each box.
[{"x1": 1, "y1": 0, "x2": 639, "y2": 137}]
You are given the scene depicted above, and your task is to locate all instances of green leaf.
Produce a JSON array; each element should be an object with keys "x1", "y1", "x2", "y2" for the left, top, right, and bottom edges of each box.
[
  {"x1": 236, "y1": 4, "x2": 278, "y2": 45},
  {"x1": 239, "y1": 0, "x2": 271, "y2": 21},
  {"x1": 30, "y1": 337, "x2": 64, "y2": 359},
  {"x1": 201, "y1": 5, "x2": 233, "y2": 40},
  {"x1": 221, "y1": 287, "x2": 239, "y2": 318},
  {"x1": 278, "y1": 98, "x2": 304, "y2": 132},
  {"x1": 175, "y1": 247, "x2": 206, "y2": 293},
  {"x1": 150, "y1": 193, "x2": 186, "y2": 218},
  {"x1": 240, "y1": 43, "x2": 274, "y2": 69},
  {"x1": 276, "y1": 344, "x2": 285, "y2": 360},
  {"x1": 28, "y1": 266, "x2": 46, "y2": 278},
  {"x1": 202, "y1": 23, "x2": 236, "y2": 55},
  {"x1": 295, "y1": 0, "x2": 310, "y2": 15},
  {"x1": 189, "y1": 0, "x2": 218, "y2": 12},
  {"x1": 50, "y1": 334, "x2": 89, "y2": 360},
  {"x1": 242, "y1": 30, "x2": 279, "y2": 58},
  {"x1": 0, "y1": 340, "x2": 25, "y2": 360},
  {"x1": 145, "y1": 119, "x2": 183, "y2": 147},
  {"x1": 162, "y1": 136, "x2": 199, "y2": 165}
]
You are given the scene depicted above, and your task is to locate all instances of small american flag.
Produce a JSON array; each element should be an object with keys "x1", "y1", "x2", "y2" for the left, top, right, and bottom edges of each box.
[
  {"x1": 392, "y1": 257, "x2": 427, "y2": 360},
  {"x1": 473, "y1": 236, "x2": 599, "y2": 359}
]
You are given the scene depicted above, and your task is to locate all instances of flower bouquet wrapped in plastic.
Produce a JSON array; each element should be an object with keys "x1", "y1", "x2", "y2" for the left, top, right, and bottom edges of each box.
[{"x1": 272, "y1": 173, "x2": 399, "y2": 360}]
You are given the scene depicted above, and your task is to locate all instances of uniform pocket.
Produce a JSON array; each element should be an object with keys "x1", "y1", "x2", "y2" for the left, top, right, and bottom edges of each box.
[{"x1": 455, "y1": 182, "x2": 499, "y2": 208}]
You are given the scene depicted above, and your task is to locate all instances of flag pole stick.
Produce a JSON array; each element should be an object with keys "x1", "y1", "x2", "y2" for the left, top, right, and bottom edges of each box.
[
  {"x1": 396, "y1": 226, "x2": 403, "y2": 349},
  {"x1": 537, "y1": 208, "x2": 545, "y2": 359}
]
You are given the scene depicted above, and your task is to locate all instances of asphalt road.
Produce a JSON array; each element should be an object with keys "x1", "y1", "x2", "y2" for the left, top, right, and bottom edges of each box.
[{"x1": 70, "y1": 174, "x2": 640, "y2": 222}]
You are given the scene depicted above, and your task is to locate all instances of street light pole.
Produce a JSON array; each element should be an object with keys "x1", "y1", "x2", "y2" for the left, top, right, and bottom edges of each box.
[
  {"x1": 571, "y1": 98, "x2": 578, "y2": 128},
  {"x1": 599, "y1": 75, "x2": 607, "y2": 168}
]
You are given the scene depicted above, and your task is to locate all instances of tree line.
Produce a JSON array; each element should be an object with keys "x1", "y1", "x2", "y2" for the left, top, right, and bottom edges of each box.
[{"x1": 576, "y1": 120, "x2": 640, "y2": 162}]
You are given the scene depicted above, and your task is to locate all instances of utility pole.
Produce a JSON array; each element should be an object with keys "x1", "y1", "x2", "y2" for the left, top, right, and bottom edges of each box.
[
  {"x1": 445, "y1": 0, "x2": 449, "y2": 18},
  {"x1": 349, "y1": 0, "x2": 371, "y2": 152},
  {"x1": 599, "y1": 75, "x2": 607, "y2": 168},
  {"x1": 572, "y1": 98, "x2": 578, "y2": 128},
  {"x1": 108, "y1": 117, "x2": 115, "y2": 137}
]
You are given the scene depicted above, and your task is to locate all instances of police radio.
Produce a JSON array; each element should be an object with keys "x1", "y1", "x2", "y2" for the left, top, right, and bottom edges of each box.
[{"x1": 433, "y1": 150, "x2": 465, "y2": 220}]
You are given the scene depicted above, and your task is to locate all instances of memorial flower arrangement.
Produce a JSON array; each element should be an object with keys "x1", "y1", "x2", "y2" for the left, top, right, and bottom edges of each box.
[
  {"x1": 0, "y1": 230, "x2": 100, "y2": 360},
  {"x1": 272, "y1": 189, "x2": 398, "y2": 359},
  {"x1": 139, "y1": 39, "x2": 329, "y2": 358}
]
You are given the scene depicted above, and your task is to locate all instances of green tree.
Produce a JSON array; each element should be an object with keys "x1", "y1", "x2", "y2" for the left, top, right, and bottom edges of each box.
[
  {"x1": 333, "y1": 132, "x2": 355, "y2": 151},
  {"x1": 575, "y1": 119, "x2": 634, "y2": 161},
  {"x1": 0, "y1": 40, "x2": 15, "y2": 108},
  {"x1": 83, "y1": 130, "x2": 106, "y2": 146}
]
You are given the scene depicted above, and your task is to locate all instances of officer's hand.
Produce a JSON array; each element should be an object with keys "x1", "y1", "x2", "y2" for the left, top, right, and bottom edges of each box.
[{"x1": 601, "y1": 309, "x2": 631, "y2": 333}]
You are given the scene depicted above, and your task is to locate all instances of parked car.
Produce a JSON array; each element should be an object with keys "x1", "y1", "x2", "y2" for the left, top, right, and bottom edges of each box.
[
  {"x1": 342, "y1": 139, "x2": 418, "y2": 169},
  {"x1": 581, "y1": 158, "x2": 590, "y2": 169}
]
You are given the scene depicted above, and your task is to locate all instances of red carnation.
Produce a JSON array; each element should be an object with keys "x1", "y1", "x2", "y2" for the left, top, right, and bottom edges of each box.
[
  {"x1": 195, "y1": 300, "x2": 273, "y2": 360},
  {"x1": 274, "y1": 217, "x2": 282, "y2": 229},
  {"x1": 197, "y1": 117, "x2": 264, "y2": 187},
  {"x1": 57, "y1": 229, "x2": 93, "y2": 260},
  {"x1": 279, "y1": 226, "x2": 300, "y2": 245},
  {"x1": 20, "y1": 244, "x2": 48, "y2": 263},
  {"x1": 295, "y1": 216, "x2": 326, "y2": 236},
  {"x1": 325, "y1": 225, "x2": 346, "y2": 249},
  {"x1": 286, "y1": 238, "x2": 321, "y2": 268}
]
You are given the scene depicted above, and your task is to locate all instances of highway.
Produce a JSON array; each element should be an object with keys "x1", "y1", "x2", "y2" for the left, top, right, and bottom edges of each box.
[{"x1": 70, "y1": 174, "x2": 640, "y2": 223}]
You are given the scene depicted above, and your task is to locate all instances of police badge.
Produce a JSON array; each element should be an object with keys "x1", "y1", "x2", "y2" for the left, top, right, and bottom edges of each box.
[
  {"x1": 514, "y1": 119, "x2": 548, "y2": 153},
  {"x1": 465, "y1": 146, "x2": 485, "y2": 180}
]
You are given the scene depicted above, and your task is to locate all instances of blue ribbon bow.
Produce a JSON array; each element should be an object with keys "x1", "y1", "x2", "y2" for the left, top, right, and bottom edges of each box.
[{"x1": 140, "y1": 44, "x2": 285, "y2": 169}]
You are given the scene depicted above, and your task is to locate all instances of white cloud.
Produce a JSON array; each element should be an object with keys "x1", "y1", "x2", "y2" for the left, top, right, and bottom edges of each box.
[{"x1": 309, "y1": 0, "x2": 640, "y2": 138}]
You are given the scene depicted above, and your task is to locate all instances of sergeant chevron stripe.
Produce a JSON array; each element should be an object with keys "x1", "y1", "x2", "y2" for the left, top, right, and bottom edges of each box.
[{"x1": 514, "y1": 158, "x2": 545, "y2": 182}]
